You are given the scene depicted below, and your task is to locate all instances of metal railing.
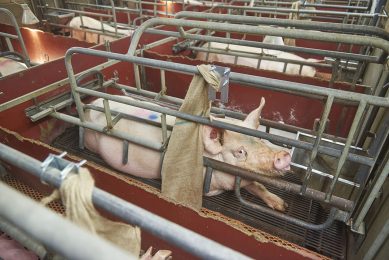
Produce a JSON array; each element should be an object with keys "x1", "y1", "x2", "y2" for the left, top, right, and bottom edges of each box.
[
  {"x1": 20, "y1": 17, "x2": 389, "y2": 232},
  {"x1": 0, "y1": 143, "x2": 250, "y2": 260},
  {"x1": 0, "y1": 8, "x2": 31, "y2": 67}
]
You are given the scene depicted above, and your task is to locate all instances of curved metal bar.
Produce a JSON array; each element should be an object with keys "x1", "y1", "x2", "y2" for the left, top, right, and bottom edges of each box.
[
  {"x1": 174, "y1": 11, "x2": 389, "y2": 41},
  {"x1": 234, "y1": 177, "x2": 344, "y2": 231},
  {"x1": 127, "y1": 18, "x2": 389, "y2": 59},
  {"x1": 204, "y1": 157, "x2": 354, "y2": 212},
  {"x1": 63, "y1": 47, "x2": 388, "y2": 166},
  {"x1": 0, "y1": 51, "x2": 29, "y2": 66},
  {"x1": 0, "y1": 8, "x2": 31, "y2": 67}
]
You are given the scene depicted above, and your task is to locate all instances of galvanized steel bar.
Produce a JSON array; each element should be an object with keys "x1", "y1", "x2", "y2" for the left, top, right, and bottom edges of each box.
[
  {"x1": 0, "y1": 182, "x2": 136, "y2": 260},
  {"x1": 175, "y1": 11, "x2": 389, "y2": 40},
  {"x1": 301, "y1": 96, "x2": 334, "y2": 194},
  {"x1": 50, "y1": 111, "x2": 163, "y2": 151},
  {"x1": 64, "y1": 48, "x2": 382, "y2": 166},
  {"x1": 0, "y1": 216, "x2": 48, "y2": 259},
  {"x1": 0, "y1": 60, "x2": 117, "y2": 113},
  {"x1": 234, "y1": 177, "x2": 345, "y2": 230},
  {"x1": 0, "y1": 143, "x2": 251, "y2": 260},
  {"x1": 213, "y1": 4, "x2": 387, "y2": 18},
  {"x1": 325, "y1": 101, "x2": 367, "y2": 201},
  {"x1": 205, "y1": 157, "x2": 354, "y2": 212},
  {"x1": 62, "y1": 85, "x2": 373, "y2": 168},
  {"x1": 353, "y1": 153, "x2": 389, "y2": 230},
  {"x1": 128, "y1": 18, "x2": 389, "y2": 61},
  {"x1": 66, "y1": 47, "x2": 389, "y2": 107},
  {"x1": 0, "y1": 8, "x2": 31, "y2": 67}
]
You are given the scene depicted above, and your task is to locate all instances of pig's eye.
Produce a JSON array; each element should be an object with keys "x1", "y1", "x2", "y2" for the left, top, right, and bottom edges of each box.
[{"x1": 233, "y1": 146, "x2": 247, "y2": 161}]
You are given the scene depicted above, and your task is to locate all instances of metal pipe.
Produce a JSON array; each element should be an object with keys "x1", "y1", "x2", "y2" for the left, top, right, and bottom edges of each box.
[
  {"x1": 0, "y1": 216, "x2": 48, "y2": 259},
  {"x1": 174, "y1": 11, "x2": 389, "y2": 41},
  {"x1": 0, "y1": 182, "x2": 136, "y2": 260},
  {"x1": 234, "y1": 177, "x2": 345, "y2": 230},
  {"x1": 353, "y1": 153, "x2": 389, "y2": 229},
  {"x1": 213, "y1": 4, "x2": 387, "y2": 18},
  {"x1": 68, "y1": 86, "x2": 374, "y2": 166},
  {"x1": 0, "y1": 144, "x2": 251, "y2": 260},
  {"x1": 117, "y1": 83, "x2": 348, "y2": 143},
  {"x1": 204, "y1": 157, "x2": 354, "y2": 212},
  {"x1": 66, "y1": 47, "x2": 389, "y2": 107},
  {"x1": 301, "y1": 96, "x2": 334, "y2": 194},
  {"x1": 37, "y1": 5, "x2": 113, "y2": 18},
  {"x1": 128, "y1": 18, "x2": 389, "y2": 61},
  {"x1": 325, "y1": 101, "x2": 367, "y2": 201},
  {"x1": 0, "y1": 8, "x2": 31, "y2": 67}
]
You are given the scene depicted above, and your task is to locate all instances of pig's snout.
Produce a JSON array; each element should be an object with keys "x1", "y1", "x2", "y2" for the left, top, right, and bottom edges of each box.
[{"x1": 274, "y1": 151, "x2": 291, "y2": 171}]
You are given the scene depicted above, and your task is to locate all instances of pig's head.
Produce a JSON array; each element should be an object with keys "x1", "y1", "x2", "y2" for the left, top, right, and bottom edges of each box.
[{"x1": 203, "y1": 97, "x2": 291, "y2": 177}]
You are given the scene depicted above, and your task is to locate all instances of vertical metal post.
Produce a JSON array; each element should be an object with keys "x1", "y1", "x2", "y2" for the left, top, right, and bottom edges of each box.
[
  {"x1": 301, "y1": 95, "x2": 334, "y2": 194},
  {"x1": 325, "y1": 100, "x2": 367, "y2": 201},
  {"x1": 103, "y1": 99, "x2": 113, "y2": 129}
]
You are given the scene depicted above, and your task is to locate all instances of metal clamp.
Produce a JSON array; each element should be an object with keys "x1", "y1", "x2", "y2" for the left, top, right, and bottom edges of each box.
[
  {"x1": 208, "y1": 65, "x2": 230, "y2": 103},
  {"x1": 40, "y1": 152, "x2": 86, "y2": 183}
]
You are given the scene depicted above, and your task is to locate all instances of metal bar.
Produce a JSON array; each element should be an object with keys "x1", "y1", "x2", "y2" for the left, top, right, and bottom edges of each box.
[
  {"x1": 0, "y1": 143, "x2": 251, "y2": 260},
  {"x1": 66, "y1": 48, "x2": 389, "y2": 107},
  {"x1": 0, "y1": 8, "x2": 31, "y2": 66},
  {"x1": 74, "y1": 86, "x2": 374, "y2": 166},
  {"x1": 353, "y1": 154, "x2": 389, "y2": 230},
  {"x1": 0, "y1": 182, "x2": 136, "y2": 260},
  {"x1": 189, "y1": 46, "x2": 331, "y2": 69},
  {"x1": 0, "y1": 60, "x2": 119, "y2": 113},
  {"x1": 301, "y1": 96, "x2": 334, "y2": 194},
  {"x1": 51, "y1": 111, "x2": 163, "y2": 151},
  {"x1": 117, "y1": 83, "x2": 348, "y2": 142},
  {"x1": 129, "y1": 19, "x2": 388, "y2": 62},
  {"x1": 37, "y1": 5, "x2": 113, "y2": 18},
  {"x1": 0, "y1": 32, "x2": 18, "y2": 40},
  {"x1": 0, "y1": 216, "x2": 48, "y2": 259},
  {"x1": 103, "y1": 99, "x2": 113, "y2": 129},
  {"x1": 213, "y1": 4, "x2": 387, "y2": 18},
  {"x1": 174, "y1": 11, "x2": 389, "y2": 41},
  {"x1": 234, "y1": 177, "x2": 345, "y2": 230},
  {"x1": 203, "y1": 166, "x2": 213, "y2": 194},
  {"x1": 325, "y1": 101, "x2": 367, "y2": 201},
  {"x1": 363, "y1": 218, "x2": 389, "y2": 260},
  {"x1": 51, "y1": 73, "x2": 374, "y2": 169},
  {"x1": 205, "y1": 157, "x2": 354, "y2": 212}
]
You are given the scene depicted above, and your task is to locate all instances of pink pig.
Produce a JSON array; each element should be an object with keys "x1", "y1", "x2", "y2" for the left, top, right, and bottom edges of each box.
[{"x1": 84, "y1": 96, "x2": 291, "y2": 211}]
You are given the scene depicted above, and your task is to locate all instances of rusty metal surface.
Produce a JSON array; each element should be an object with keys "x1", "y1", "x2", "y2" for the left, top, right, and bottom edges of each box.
[{"x1": 51, "y1": 126, "x2": 346, "y2": 259}]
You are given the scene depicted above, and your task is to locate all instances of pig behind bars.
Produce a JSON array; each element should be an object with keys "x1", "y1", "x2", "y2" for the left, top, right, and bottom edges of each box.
[
  {"x1": 84, "y1": 96, "x2": 291, "y2": 211},
  {"x1": 68, "y1": 16, "x2": 134, "y2": 44},
  {"x1": 196, "y1": 36, "x2": 330, "y2": 80}
]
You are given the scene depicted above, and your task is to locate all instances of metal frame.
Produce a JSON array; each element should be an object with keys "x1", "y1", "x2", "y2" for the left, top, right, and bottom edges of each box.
[
  {"x1": 7, "y1": 16, "x2": 386, "y2": 232},
  {"x1": 0, "y1": 8, "x2": 31, "y2": 67},
  {"x1": 0, "y1": 143, "x2": 250, "y2": 260}
]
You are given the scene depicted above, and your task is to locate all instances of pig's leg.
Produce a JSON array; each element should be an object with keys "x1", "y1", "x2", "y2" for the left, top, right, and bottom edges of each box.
[{"x1": 243, "y1": 182, "x2": 288, "y2": 212}]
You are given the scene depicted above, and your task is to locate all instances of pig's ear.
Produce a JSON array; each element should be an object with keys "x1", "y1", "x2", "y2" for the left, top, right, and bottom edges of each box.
[
  {"x1": 202, "y1": 125, "x2": 223, "y2": 155},
  {"x1": 243, "y1": 97, "x2": 265, "y2": 129}
]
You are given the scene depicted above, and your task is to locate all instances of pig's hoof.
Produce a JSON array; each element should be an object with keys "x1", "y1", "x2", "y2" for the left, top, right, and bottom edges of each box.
[{"x1": 264, "y1": 193, "x2": 288, "y2": 212}]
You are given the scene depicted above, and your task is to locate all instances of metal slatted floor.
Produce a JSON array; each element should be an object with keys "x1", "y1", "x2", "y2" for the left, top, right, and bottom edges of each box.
[{"x1": 52, "y1": 127, "x2": 347, "y2": 259}]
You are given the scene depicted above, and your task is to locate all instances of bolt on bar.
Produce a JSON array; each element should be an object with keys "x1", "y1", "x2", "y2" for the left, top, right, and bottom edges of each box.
[{"x1": 0, "y1": 143, "x2": 251, "y2": 260}]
